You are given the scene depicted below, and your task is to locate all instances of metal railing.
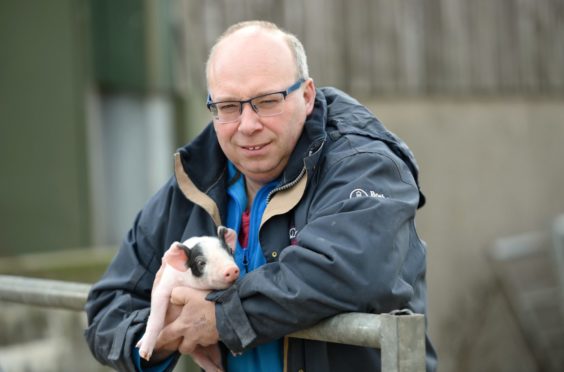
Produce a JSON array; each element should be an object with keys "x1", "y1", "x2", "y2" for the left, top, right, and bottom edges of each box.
[{"x1": 0, "y1": 275, "x2": 425, "y2": 372}]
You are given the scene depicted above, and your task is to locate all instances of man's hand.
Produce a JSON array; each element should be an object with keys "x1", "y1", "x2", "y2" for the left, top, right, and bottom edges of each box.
[
  {"x1": 191, "y1": 344, "x2": 224, "y2": 372},
  {"x1": 153, "y1": 286, "x2": 221, "y2": 368}
]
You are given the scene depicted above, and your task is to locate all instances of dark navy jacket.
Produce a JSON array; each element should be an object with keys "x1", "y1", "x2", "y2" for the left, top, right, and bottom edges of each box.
[{"x1": 85, "y1": 87, "x2": 438, "y2": 371}]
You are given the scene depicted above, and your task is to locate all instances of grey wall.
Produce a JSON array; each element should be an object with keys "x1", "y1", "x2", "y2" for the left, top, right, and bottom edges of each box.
[{"x1": 368, "y1": 97, "x2": 564, "y2": 372}]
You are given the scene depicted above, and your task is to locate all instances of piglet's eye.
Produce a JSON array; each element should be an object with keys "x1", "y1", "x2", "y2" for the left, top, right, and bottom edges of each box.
[{"x1": 197, "y1": 260, "x2": 206, "y2": 272}]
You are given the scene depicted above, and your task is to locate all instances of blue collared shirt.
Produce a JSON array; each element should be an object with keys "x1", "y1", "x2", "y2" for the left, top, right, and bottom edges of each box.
[{"x1": 225, "y1": 161, "x2": 283, "y2": 372}]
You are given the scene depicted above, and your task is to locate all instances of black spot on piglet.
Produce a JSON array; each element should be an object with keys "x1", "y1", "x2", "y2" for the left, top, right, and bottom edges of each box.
[{"x1": 187, "y1": 243, "x2": 206, "y2": 278}]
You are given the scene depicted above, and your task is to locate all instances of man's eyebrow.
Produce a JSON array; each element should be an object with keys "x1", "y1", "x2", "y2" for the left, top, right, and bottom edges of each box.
[
  {"x1": 254, "y1": 85, "x2": 288, "y2": 97},
  {"x1": 210, "y1": 95, "x2": 239, "y2": 102},
  {"x1": 253, "y1": 87, "x2": 282, "y2": 96},
  {"x1": 212, "y1": 86, "x2": 285, "y2": 102}
]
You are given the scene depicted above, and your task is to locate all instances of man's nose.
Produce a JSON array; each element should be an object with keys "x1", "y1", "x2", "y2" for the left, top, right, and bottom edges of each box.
[{"x1": 238, "y1": 102, "x2": 262, "y2": 134}]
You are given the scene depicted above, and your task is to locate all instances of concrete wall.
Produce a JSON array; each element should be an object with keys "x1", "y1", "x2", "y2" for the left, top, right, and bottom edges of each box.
[{"x1": 367, "y1": 97, "x2": 564, "y2": 372}]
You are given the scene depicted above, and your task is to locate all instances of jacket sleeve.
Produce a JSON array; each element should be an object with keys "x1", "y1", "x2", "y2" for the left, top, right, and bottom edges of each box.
[
  {"x1": 210, "y1": 141, "x2": 428, "y2": 352},
  {"x1": 84, "y1": 179, "x2": 182, "y2": 372}
]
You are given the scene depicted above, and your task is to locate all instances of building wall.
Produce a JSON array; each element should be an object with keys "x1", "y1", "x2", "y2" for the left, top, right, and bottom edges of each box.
[
  {"x1": 173, "y1": 0, "x2": 564, "y2": 97},
  {"x1": 368, "y1": 97, "x2": 564, "y2": 372},
  {"x1": 0, "y1": 0, "x2": 91, "y2": 255}
]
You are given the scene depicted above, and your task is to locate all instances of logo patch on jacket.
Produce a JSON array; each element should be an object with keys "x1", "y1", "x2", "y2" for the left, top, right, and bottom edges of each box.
[
  {"x1": 289, "y1": 227, "x2": 298, "y2": 245},
  {"x1": 349, "y1": 188, "x2": 386, "y2": 199}
]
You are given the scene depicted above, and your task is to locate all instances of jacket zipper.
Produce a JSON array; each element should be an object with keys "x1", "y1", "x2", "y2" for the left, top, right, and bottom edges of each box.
[
  {"x1": 242, "y1": 253, "x2": 249, "y2": 273},
  {"x1": 266, "y1": 165, "x2": 307, "y2": 203},
  {"x1": 267, "y1": 142, "x2": 324, "y2": 203}
]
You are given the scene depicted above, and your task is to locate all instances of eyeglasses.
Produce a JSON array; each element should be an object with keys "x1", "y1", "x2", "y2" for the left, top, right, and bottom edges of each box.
[{"x1": 207, "y1": 78, "x2": 305, "y2": 124}]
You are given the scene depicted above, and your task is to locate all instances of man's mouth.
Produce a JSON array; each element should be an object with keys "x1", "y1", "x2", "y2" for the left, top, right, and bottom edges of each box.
[{"x1": 243, "y1": 144, "x2": 265, "y2": 151}]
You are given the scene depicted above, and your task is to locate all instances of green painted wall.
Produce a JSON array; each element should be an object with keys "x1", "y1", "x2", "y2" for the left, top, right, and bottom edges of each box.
[
  {"x1": 90, "y1": 0, "x2": 147, "y2": 92},
  {"x1": 0, "y1": 1, "x2": 90, "y2": 255}
]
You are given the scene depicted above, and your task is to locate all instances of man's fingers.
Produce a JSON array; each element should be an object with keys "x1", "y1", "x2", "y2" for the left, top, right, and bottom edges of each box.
[
  {"x1": 191, "y1": 345, "x2": 224, "y2": 372},
  {"x1": 177, "y1": 337, "x2": 197, "y2": 355},
  {"x1": 170, "y1": 286, "x2": 209, "y2": 306},
  {"x1": 163, "y1": 302, "x2": 183, "y2": 323},
  {"x1": 206, "y1": 344, "x2": 222, "y2": 367},
  {"x1": 169, "y1": 286, "x2": 193, "y2": 305},
  {"x1": 154, "y1": 322, "x2": 182, "y2": 351},
  {"x1": 153, "y1": 287, "x2": 218, "y2": 358}
]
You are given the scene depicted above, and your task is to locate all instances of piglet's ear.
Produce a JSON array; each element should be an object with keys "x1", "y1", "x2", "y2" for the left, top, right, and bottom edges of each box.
[
  {"x1": 162, "y1": 242, "x2": 190, "y2": 272},
  {"x1": 218, "y1": 226, "x2": 237, "y2": 253}
]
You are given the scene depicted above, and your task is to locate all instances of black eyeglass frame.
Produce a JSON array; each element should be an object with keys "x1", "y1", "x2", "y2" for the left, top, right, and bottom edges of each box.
[{"x1": 206, "y1": 78, "x2": 306, "y2": 123}]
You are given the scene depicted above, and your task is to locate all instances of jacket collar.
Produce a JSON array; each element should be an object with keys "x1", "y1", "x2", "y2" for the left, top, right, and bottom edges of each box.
[{"x1": 176, "y1": 124, "x2": 228, "y2": 192}]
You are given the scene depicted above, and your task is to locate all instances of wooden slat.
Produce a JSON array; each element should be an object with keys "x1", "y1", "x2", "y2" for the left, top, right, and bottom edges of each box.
[{"x1": 176, "y1": 0, "x2": 564, "y2": 96}]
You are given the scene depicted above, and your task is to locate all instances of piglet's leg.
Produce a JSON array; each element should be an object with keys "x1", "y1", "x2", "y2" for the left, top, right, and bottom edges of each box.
[{"x1": 137, "y1": 266, "x2": 178, "y2": 360}]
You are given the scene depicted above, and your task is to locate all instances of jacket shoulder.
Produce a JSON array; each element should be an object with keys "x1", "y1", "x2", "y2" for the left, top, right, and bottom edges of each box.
[{"x1": 319, "y1": 88, "x2": 425, "y2": 207}]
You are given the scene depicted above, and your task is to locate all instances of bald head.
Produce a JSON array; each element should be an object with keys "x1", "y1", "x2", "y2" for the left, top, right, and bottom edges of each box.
[{"x1": 206, "y1": 21, "x2": 309, "y2": 89}]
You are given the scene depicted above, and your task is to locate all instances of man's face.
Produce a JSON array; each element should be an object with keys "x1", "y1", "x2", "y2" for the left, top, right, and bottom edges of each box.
[{"x1": 207, "y1": 29, "x2": 315, "y2": 187}]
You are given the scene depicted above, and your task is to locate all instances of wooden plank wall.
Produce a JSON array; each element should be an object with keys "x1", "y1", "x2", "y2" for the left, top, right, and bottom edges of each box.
[{"x1": 171, "y1": 0, "x2": 564, "y2": 97}]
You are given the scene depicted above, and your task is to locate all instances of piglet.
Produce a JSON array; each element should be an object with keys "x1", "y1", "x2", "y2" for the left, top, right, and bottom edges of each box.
[{"x1": 136, "y1": 226, "x2": 239, "y2": 370}]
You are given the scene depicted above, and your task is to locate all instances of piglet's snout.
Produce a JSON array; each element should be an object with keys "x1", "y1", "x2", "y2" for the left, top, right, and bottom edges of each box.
[{"x1": 224, "y1": 265, "x2": 240, "y2": 283}]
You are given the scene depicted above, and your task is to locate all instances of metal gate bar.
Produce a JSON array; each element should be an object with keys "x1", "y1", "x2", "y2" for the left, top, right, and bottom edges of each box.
[{"x1": 0, "y1": 275, "x2": 425, "y2": 372}]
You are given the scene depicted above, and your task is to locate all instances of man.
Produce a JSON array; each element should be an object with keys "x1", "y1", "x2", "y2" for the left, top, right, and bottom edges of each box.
[{"x1": 85, "y1": 20, "x2": 437, "y2": 372}]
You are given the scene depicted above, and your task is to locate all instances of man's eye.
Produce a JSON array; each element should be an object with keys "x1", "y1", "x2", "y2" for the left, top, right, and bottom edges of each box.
[
  {"x1": 217, "y1": 103, "x2": 239, "y2": 112},
  {"x1": 256, "y1": 96, "x2": 282, "y2": 107}
]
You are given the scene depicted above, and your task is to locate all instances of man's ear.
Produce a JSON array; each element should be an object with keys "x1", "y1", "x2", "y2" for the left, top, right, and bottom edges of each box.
[
  {"x1": 162, "y1": 242, "x2": 190, "y2": 272},
  {"x1": 303, "y1": 78, "x2": 316, "y2": 116}
]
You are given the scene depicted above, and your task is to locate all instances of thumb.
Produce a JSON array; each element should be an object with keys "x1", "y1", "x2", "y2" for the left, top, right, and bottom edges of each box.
[
  {"x1": 170, "y1": 286, "x2": 201, "y2": 306},
  {"x1": 154, "y1": 322, "x2": 182, "y2": 351}
]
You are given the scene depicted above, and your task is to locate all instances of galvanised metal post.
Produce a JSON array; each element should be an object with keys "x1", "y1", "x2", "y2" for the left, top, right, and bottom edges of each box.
[{"x1": 380, "y1": 312, "x2": 426, "y2": 372}]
